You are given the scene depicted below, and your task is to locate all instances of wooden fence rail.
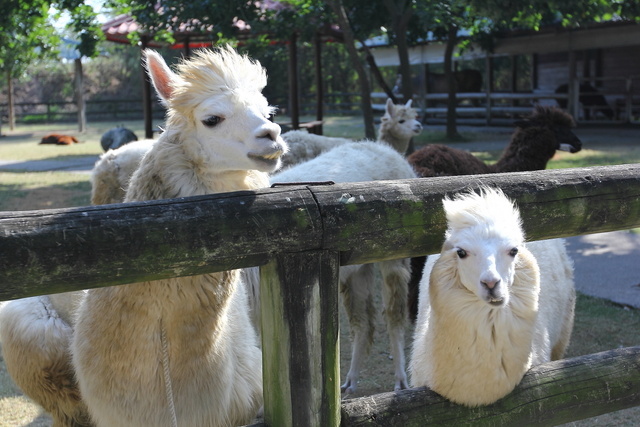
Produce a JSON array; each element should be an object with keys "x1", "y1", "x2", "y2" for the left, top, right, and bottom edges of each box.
[{"x1": 1, "y1": 164, "x2": 640, "y2": 425}]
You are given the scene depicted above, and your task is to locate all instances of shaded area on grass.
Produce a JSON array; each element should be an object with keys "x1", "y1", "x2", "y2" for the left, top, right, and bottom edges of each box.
[{"x1": 0, "y1": 172, "x2": 91, "y2": 211}]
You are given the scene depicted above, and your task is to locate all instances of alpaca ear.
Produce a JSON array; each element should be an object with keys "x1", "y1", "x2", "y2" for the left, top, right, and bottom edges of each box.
[
  {"x1": 405, "y1": 99, "x2": 413, "y2": 108},
  {"x1": 385, "y1": 98, "x2": 395, "y2": 114},
  {"x1": 144, "y1": 50, "x2": 177, "y2": 105}
]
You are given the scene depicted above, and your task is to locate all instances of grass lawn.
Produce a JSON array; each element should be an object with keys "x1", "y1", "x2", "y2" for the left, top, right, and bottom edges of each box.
[{"x1": 1, "y1": 118, "x2": 640, "y2": 425}]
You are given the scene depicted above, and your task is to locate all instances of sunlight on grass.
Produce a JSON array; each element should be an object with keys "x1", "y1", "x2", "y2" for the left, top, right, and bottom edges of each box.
[
  {"x1": 550, "y1": 147, "x2": 640, "y2": 169},
  {"x1": 0, "y1": 172, "x2": 91, "y2": 211},
  {"x1": 567, "y1": 293, "x2": 640, "y2": 358}
]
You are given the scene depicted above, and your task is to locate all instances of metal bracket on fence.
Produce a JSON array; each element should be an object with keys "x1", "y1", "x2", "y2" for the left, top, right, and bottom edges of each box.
[{"x1": 271, "y1": 181, "x2": 335, "y2": 188}]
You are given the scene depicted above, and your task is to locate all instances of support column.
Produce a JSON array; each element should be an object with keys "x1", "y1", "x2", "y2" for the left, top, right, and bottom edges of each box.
[{"x1": 260, "y1": 250, "x2": 341, "y2": 427}]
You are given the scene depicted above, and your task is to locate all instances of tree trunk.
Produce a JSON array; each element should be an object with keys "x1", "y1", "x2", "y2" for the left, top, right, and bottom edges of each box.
[
  {"x1": 327, "y1": 0, "x2": 376, "y2": 139},
  {"x1": 288, "y1": 32, "x2": 300, "y2": 130},
  {"x1": 444, "y1": 25, "x2": 460, "y2": 139},
  {"x1": 7, "y1": 69, "x2": 14, "y2": 131},
  {"x1": 361, "y1": 41, "x2": 397, "y2": 103},
  {"x1": 383, "y1": 0, "x2": 416, "y2": 153},
  {"x1": 75, "y1": 58, "x2": 86, "y2": 133}
]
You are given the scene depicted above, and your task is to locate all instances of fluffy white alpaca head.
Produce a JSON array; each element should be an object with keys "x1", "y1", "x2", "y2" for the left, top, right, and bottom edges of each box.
[
  {"x1": 442, "y1": 188, "x2": 525, "y2": 307},
  {"x1": 381, "y1": 98, "x2": 423, "y2": 140},
  {"x1": 144, "y1": 46, "x2": 287, "y2": 173}
]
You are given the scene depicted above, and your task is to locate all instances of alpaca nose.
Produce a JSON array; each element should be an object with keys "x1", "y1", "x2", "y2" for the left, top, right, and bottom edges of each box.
[
  {"x1": 256, "y1": 122, "x2": 281, "y2": 142},
  {"x1": 481, "y1": 279, "x2": 500, "y2": 290}
]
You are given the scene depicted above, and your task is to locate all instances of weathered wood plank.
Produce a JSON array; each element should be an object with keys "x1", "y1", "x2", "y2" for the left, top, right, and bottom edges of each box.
[
  {"x1": 0, "y1": 188, "x2": 322, "y2": 299},
  {"x1": 340, "y1": 346, "x2": 640, "y2": 426},
  {"x1": 1, "y1": 164, "x2": 640, "y2": 299},
  {"x1": 312, "y1": 164, "x2": 640, "y2": 265},
  {"x1": 260, "y1": 250, "x2": 341, "y2": 427}
]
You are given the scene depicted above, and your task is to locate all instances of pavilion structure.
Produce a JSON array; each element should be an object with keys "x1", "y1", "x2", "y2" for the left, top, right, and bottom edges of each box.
[{"x1": 101, "y1": 14, "x2": 331, "y2": 138}]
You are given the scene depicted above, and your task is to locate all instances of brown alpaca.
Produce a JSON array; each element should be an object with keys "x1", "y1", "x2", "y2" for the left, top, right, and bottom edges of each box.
[
  {"x1": 407, "y1": 105, "x2": 582, "y2": 178},
  {"x1": 40, "y1": 134, "x2": 79, "y2": 145}
]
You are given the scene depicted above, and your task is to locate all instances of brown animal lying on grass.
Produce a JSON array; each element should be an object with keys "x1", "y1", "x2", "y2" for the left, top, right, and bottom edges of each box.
[{"x1": 39, "y1": 134, "x2": 79, "y2": 145}]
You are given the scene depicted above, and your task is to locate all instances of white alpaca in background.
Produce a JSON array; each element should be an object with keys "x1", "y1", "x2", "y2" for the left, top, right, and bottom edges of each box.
[
  {"x1": 279, "y1": 98, "x2": 422, "y2": 169},
  {"x1": 267, "y1": 141, "x2": 417, "y2": 393},
  {"x1": 91, "y1": 138, "x2": 156, "y2": 205},
  {"x1": 410, "y1": 188, "x2": 575, "y2": 406}
]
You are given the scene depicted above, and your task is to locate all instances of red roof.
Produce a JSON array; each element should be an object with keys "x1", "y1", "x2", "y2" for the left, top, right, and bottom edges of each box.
[{"x1": 101, "y1": 14, "x2": 215, "y2": 49}]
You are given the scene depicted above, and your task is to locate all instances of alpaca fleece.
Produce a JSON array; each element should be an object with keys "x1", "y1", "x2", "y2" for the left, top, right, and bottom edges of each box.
[{"x1": 410, "y1": 189, "x2": 575, "y2": 406}]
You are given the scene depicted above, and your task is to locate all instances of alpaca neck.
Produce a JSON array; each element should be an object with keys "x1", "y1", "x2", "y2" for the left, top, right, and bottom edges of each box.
[
  {"x1": 492, "y1": 128, "x2": 554, "y2": 172},
  {"x1": 125, "y1": 136, "x2": 269, "y2": 202},
  {"x1": 377, "y1": 127, "x2": 408, "y2": 154}
]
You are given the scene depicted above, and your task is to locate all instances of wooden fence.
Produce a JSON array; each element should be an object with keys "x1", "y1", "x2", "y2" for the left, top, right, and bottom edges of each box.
[
  {"x1": 0, "y1": 99, "x2": 166, "y2": 124},
  {"x1": 1, "y1": 165, "x2": 640, "y2": 426}
]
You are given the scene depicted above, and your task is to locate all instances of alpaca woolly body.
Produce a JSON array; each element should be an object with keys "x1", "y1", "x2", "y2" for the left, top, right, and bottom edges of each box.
[
  {"x1": 410, "y1": 189, "x2": 575, "y2": 406},
  {"x1": 70, "y1": 46, "x2": 287, "y2": 427},
  {"x1": 0, "y1": 291, "x2": 91, "y2": 426},
  {"x1": 270, "y1": 141, "x2": 416, "y2": 393},
  {"x1": 278, "y1": 99, "x2": 422, "y2": 170},
  {"x1": 407, "y1": 105, "x2": 581, "y2": 178},
  {"x1": 272, "y1": 140, "x2": 417, "y2": 183},
  {"x1": 279, "y1": 131, "x2": 352, "y2": 170},
  {"x1": 91, "y1": 138, "x2": 156, "y2": 205}
]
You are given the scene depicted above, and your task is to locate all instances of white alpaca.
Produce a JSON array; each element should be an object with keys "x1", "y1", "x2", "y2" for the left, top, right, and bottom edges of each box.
[
  {"x1": 279, "y1": 98, "x2": 422, "y2": 169},
  {"x1": 410, "y1": 188, "x2": 575, "y2": 406},
  {"x1": 71, "y1": 47, "x2": 285, "y2": 427},
  {"x1": 91, "y1": 138, "x2": 156, "y2": 205},
  {"x1": 268, "y1": 141, "x2": 417, "y2": 393},
  {"x1": 0, "y1": 291, "x2": 91, "y2": 426}
]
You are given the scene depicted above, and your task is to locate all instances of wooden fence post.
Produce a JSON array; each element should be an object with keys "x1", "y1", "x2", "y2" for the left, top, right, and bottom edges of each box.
[{"x1": 260, "y1": 250, "x2": 341, "y2": 427}]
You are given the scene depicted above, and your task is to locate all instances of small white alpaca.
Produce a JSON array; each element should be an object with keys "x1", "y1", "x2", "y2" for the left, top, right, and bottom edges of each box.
[
  {"x1": 91, "y1": 138, "x2": 156, "y2": 205},
  {"x1": 410, "y1": 188, "x2": 575, "y2": 406},
  {"x1": 279, "y1": 98, "x2": 422, "y2": 169},
  {"x1": 71, "y1": 47, "x2": 286, "y2": 427},
  {"x1": 377, "y1": 98, "x2": 423, "y2": 154},
  {"x1": 268, "y1": 141, "x2": 417, "y2": 393}
]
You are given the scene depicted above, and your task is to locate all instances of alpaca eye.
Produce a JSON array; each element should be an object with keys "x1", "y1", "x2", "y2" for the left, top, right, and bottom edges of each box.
[
  {"x1": 202, "y1": 116, "x2": 223, "y2": 128},
  {"x1": 398, "y1": 119, "x2": 405, "y2": 124},
  {"x1": 509, "y1": 247, "x2": 519, "y2": 257},
  {"x1": 456, "y1": 248, "x2": 467, "y2": 259}
]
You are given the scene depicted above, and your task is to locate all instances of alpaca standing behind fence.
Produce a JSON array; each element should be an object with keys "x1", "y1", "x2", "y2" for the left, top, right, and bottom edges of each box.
[
  {"x1": 72, "y1": 46, "x2": 286, "y2": 427},
  {"x1": 269, "y1": 141, "x2": 417, "y2": 393},
  {"x1": 410, "y1": 188, "x2": 575, "y2": 406},
  {"x1": 406, "y1": 105, "x2": 582, "y2": 323},
  {"x1": 0, "y1": 46, "x2": 286, "y2": 427}
]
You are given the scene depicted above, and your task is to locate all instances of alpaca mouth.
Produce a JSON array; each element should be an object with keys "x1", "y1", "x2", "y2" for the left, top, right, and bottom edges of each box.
[
  {"x1": 488, "y1": 296, "x2": 504, "y2": 306},
  {"x1": 559, "y1": 143, "x2": 582, "y2": 153},
  {"x1": 248, "y1": 149, "x2": 284, "y2": 167}
]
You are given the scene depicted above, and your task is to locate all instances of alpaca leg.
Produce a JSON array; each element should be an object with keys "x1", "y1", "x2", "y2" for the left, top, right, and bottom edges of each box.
[
  {"x1": 339, "y1": 264, "x2": 376, "y2": 394},
  {"x1": 551, "y1": 289, "x2": 576, "y2": 360},
  {"x1": 0, "y1": 297, "x2": 92, "y2": 427},
  {"x1": 378, "y1": 258, "x2": 410, "y2": 391}
]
